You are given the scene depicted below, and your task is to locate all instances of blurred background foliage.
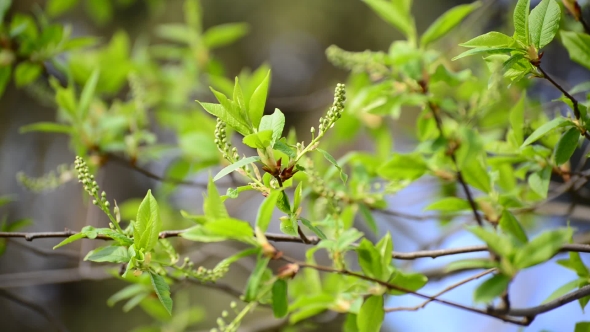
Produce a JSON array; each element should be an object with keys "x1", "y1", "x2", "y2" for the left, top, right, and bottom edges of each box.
[{"x1": 0, "y1": 0, "x2": 589, "y2": 331}]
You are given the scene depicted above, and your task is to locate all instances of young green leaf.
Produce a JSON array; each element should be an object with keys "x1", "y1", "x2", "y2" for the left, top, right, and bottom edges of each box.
[
  {"x1": 459, "y1": 31, "x2": 515, "y2": 48},
  {"x1": 528, "y1": 0, "x2": 561, "y2": 49},
  {"x1": 528, "y1": 166, "x2": 551, "y2": 198},
  {"x1": 78, "y1": 68, "x2": 100, "y2": 120},
  {"x1": 362, "y1": 0, "x2": 414, "y2": 39},
  {"x1": 513, "y1": 0, "x2": 531, "y2": 45},
  {"x1": 292, "y1": 181, "x2": 303, "y2": 213},
  {"x1": 469, "y1": 226, "x2": 514, "y2": 258},
  {"x1": 509, "y1": 94, "x2": 526, "y2": 146},
  {"x1": 473, "y1": 274, "x2": 511, "y2": 303},
  {"x1": 249, "y1": 70, "x2": 270, "y2": 129},
  {"x1": 543, "y1": 279, "x2": 580, "y2": 303},
  {"x1": 357, "y1": 239, "x2": 384, "y2": 280},
  {"x1": 259, "y1": 108, "x2": 285, "y2": 146},
  {"x1": 388, "y1": 271, "x2": 428, "y2": 295},
  {"x1": 242, "y1": 130, "x2": 273, "y2": 149},
  {"x1": 84, "y1": 246, "x2": 130, "y2": 263},
  {"x1": 452, "y1": 47, "x2": 519, "y2": 61},
  {"x1": 134, "y1": 190, "x2": 162, "y2": 252},
  {"x1": 357, "y1": 295, "x2": 384, "y2": 332},
  {"x1": 179, "y1": 225, "x2": 228, "y2": 243},
  {"x1": 53, "y1": 232, "x2": 87, "y2": 249},
  {"x1": 245, "y1": 255, "x2": 270, "y2": 301},
  {"x1": 213, "y1": 156, "x2": 261, "y2": 181},
  {"x1": 560, "y1": 31, "x2": 590, "y2": 71},
  {"x1": 255, "y1": 190, "x2": 280, "y2": 232},
  {"x1": 554, "y1": 127, "x2": 580, "y2": 166},
  {"x1": 522, "y1": 117, "x2": 569, "y2": 147},
  {"x1": 575, "y1": 322, "x2": 590, "y2": 332},
  {"x1": 204, "y1": 218, "x2": 254, "y2": 243},
  {"x1": 19, "y1": 122, "x2": 73, "y2": 134},
  {"x1": 377, "y1": 153, "x2": 427, "y2": 181},
  {"x1": 14, "y1": 62, "x2": 42, "y2": 87},
  {"x1": 149, "y1": 272, "x2": 173, "y2": 315},
  {"x1": 204, "y1": 177, "x2": 229, "y2": 220},
  {"x1": 203, "y1": 23, "x2": 249, "y2": 49},
  {"x1": 424, "y1": 197, "x2": 471, "y2": 212},
  {"x1": 445, "y1": 259, "x2": 498, "y2": 272},
  {"x1": 198, "y1": 101, "x2": 252, "y2": 137},
  {"x1": 272, "y1": 279, "x2": 288, "y2": 318},
  {"x1": 499, "y1": 210, "x2": 528, "y2": 244},
  {"x1": 420, "y1": 2, "x2": 481, "y2": 47},
  {"x1": 557, "y1": 252, "x2": 590, "y2": 278},
  {"x1": 317, "y1": 148, "x2": 348, "y2": 183},
  {"x1": 513, "y1": 228, "x2": 573, "y2": 269},
  {"x1": 299, "y1": 218, "x2": 327, "y2": 240},
  {"x1": 46, "y1": 0, "x2": 78, "y2": 17}
]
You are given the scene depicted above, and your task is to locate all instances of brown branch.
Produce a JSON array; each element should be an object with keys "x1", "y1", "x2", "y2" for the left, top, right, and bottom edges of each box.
[
  {"x1": 489, "y1": 285, "x2": 590, "y2": 317},
  {"x1": 280, "y1": 255, "x2": 529, "y2": 326},
  {"x1": 385, "y1": 268, "x2": 496, "y2": 312},
  {"x1": 0, "y1": 289, "x2": 69, "y2": 332}
]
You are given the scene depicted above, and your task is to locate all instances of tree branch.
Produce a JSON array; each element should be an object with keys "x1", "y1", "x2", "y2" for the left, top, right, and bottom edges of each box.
[
  {"x1": 488, "y1": 285, "x2": 590, "y2": 317},
  {"x1": 279, "y1": 255, "x2": 529, "y2": 326},
  {"x1": 385, "y1": 268, "x2": 496, "y2": 312}
]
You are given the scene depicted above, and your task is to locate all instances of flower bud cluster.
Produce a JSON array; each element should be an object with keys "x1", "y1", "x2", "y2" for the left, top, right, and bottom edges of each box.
[
  {"x1": 17, "y1": 163, "x2": 76, "y2": 193},
  {"x1": 326, "y1": 45, "x2": 388, "y2": 76},
  {"x1": 318, "y1": 83, "x2": 346, "y2": 135},
  {"x1": 186, "y1": 259, "x2": 230, "y2": 283},
  {"x1": 214, "y1": 119, "x2": 239, "y2": 162}
]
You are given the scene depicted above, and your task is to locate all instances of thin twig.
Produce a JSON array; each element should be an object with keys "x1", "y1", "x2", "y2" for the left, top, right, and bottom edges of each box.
[
  {"x1": 0, "y1": 289, "x2": 69, "y2": 332},
  {"x1": 279, "y1": 255, "x2": 529, "y2": 326},
  {"x1": 385, "y1": 268, "x2": 496, "y2": 312}
]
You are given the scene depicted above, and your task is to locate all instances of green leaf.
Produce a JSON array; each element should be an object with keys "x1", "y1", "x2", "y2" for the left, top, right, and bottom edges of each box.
[
  {"x1": 522, "y1": 117, "x2": 569, "y2": 147},
  {"x1": 149, "y1": 272, "x2": 172, "y2": 315},
  {"x1": 0, "y1": 66, "x2": 11, "y2": 97},
  {"x1": 377, "y1": 153, "x2": 427, "y2": 181},
  {"x1": 53, "y1": 232, "x2": 87, "y2": 249},
  {"x1": 528, "y1": 166, "x2": 551, "y2": 198},
  {"x1": 204, "y1": 218, "x2": 254, "y2": 242},
  {"x1": 509, "y1": 94, "x2": 526, "y2": 146},
  {"x1": 19, "y1": 122, "x2": 72, "y2": 134},
  {"x1": 179, "y1": 226, "x2": 228, "y2": 243},
  {"x1": 203, "y1": 23, "x2": 249, "y2": 49},
  {"x1": 555, "y1": 127, "x2": 580, "y2": 166},
  {"x1": 299, "y1": 218, "x2": 327, "y2": 240},
  {"x1": 213, "y1": 156, "x2": 261, "y2": 181},
  {"x1": 514, "y1": 228, "x2": 573, "y2": 269},
  {"x1": 424, "y1": 197, "x2": 471, "y2": 212},
  {"x1": 14, "y1": 62, "x2": 41, "y2": 87},
  {"x1": 245, "y1": 255, "x2": 270, "y2": 301},
  {"x1": 84, "y1": 246, "x2": 130, "y2": 263},
  {"x1": 292, "y1": 181, "x2": 303, "y2": 213},
  {"x1": 85, "y1": 0, "x2": 112, "y2": 25},
  {"x1": 376, "y1": 232, "x2": 393, "y2": 275},
  {"x1": 134, "y1": 190, "x2": 162, "y2": 252},
  {"x1": 446, "y1": 259, "x2": 498, "y2": 272},
  {"x1": 499, "y1": 210, "x2": 528, "y2": 243},
  {"x1": 358, "y1": 204, "x2": 378, "y2": 234},
  {"x1": 452, "y1": 47, "x2": 519, "y2": 61},
  {"x1": 362, "y1": 0, "x2": 414, "y2": 38},
  {"x1": 249, "y1": 70, "x2": 270, "y2": 129},
  {"x1": 543, "y1": 279, "x2": 579, "y2": 303},
  {"x1": 272, "y1": 279, "x2": 288, "y2": 318},
  {"x1": 0, "y1": 0, "x2": 11, "y2": 23},
  {"x1": 561, "y1": 31, "x2": 590, "y2": 71},
  {"x1": 78, "y1": 68, "x2": 100, "y2": 120},
  {"x1": 317, "y1": 148, "x2": 348, "y2": 183},
  {"x1": 468, "y1": 226, "x2": 514, "y2": 258},
  {"x1": 528, "y1": 0, "x2": 561, "y2": 49},
  {"x1": 198, "y1": 101, "x2": 252, "y2": 136},
  {"x1": 474, "y1": 274, "x2": 511, "y2": 303},
  {"x1": 575, "y1": 322, "x2": 590, "y2": 332},
  {"x1": 357, "y1": 295, "x2": 383, "y2": 332},
  {"x1": 256, "y1": 190, "x2": 280, "y2": 232},
  {"x1": 557, "y1": 252, "x2": 589, "y2": 277},
  {"x1": 513, "y1": 0, "x2": 531, "y2": 46},
  {"x1": 242, "y1": 130, "x2": 273, "y2": 149},
  {"x1": 46, "y1": 0, "x2": 78, "y2": 17},
  {"x1": 204, "y1": 177, "x2": 229, "y2": 220},
  {"x1": 459, "y1": 31, "x2": 515, "y2": 48},
  {"x1": 0, "y1": 195, "x2": 15, "y2": 208},
  {"x1": 357, "y1": 239, "x2": 383, "y2": 280},
  {"x1": 107, "y1": 284, "x2": 146, "y2": 307},
  {"x1": 388, "y1": 271, "x2": 428, "y2": 295},
  {"x1": 420, "y1": 2, "x2": 480, "y2": 47},
  {"x1": 259, "y1": 108, "x2": 285, "y2": 147}
]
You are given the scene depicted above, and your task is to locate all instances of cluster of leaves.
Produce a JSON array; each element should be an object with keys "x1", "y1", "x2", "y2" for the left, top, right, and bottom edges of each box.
[{"x1": 2, "y1": 0, "x2": 590, "y2": 331}]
